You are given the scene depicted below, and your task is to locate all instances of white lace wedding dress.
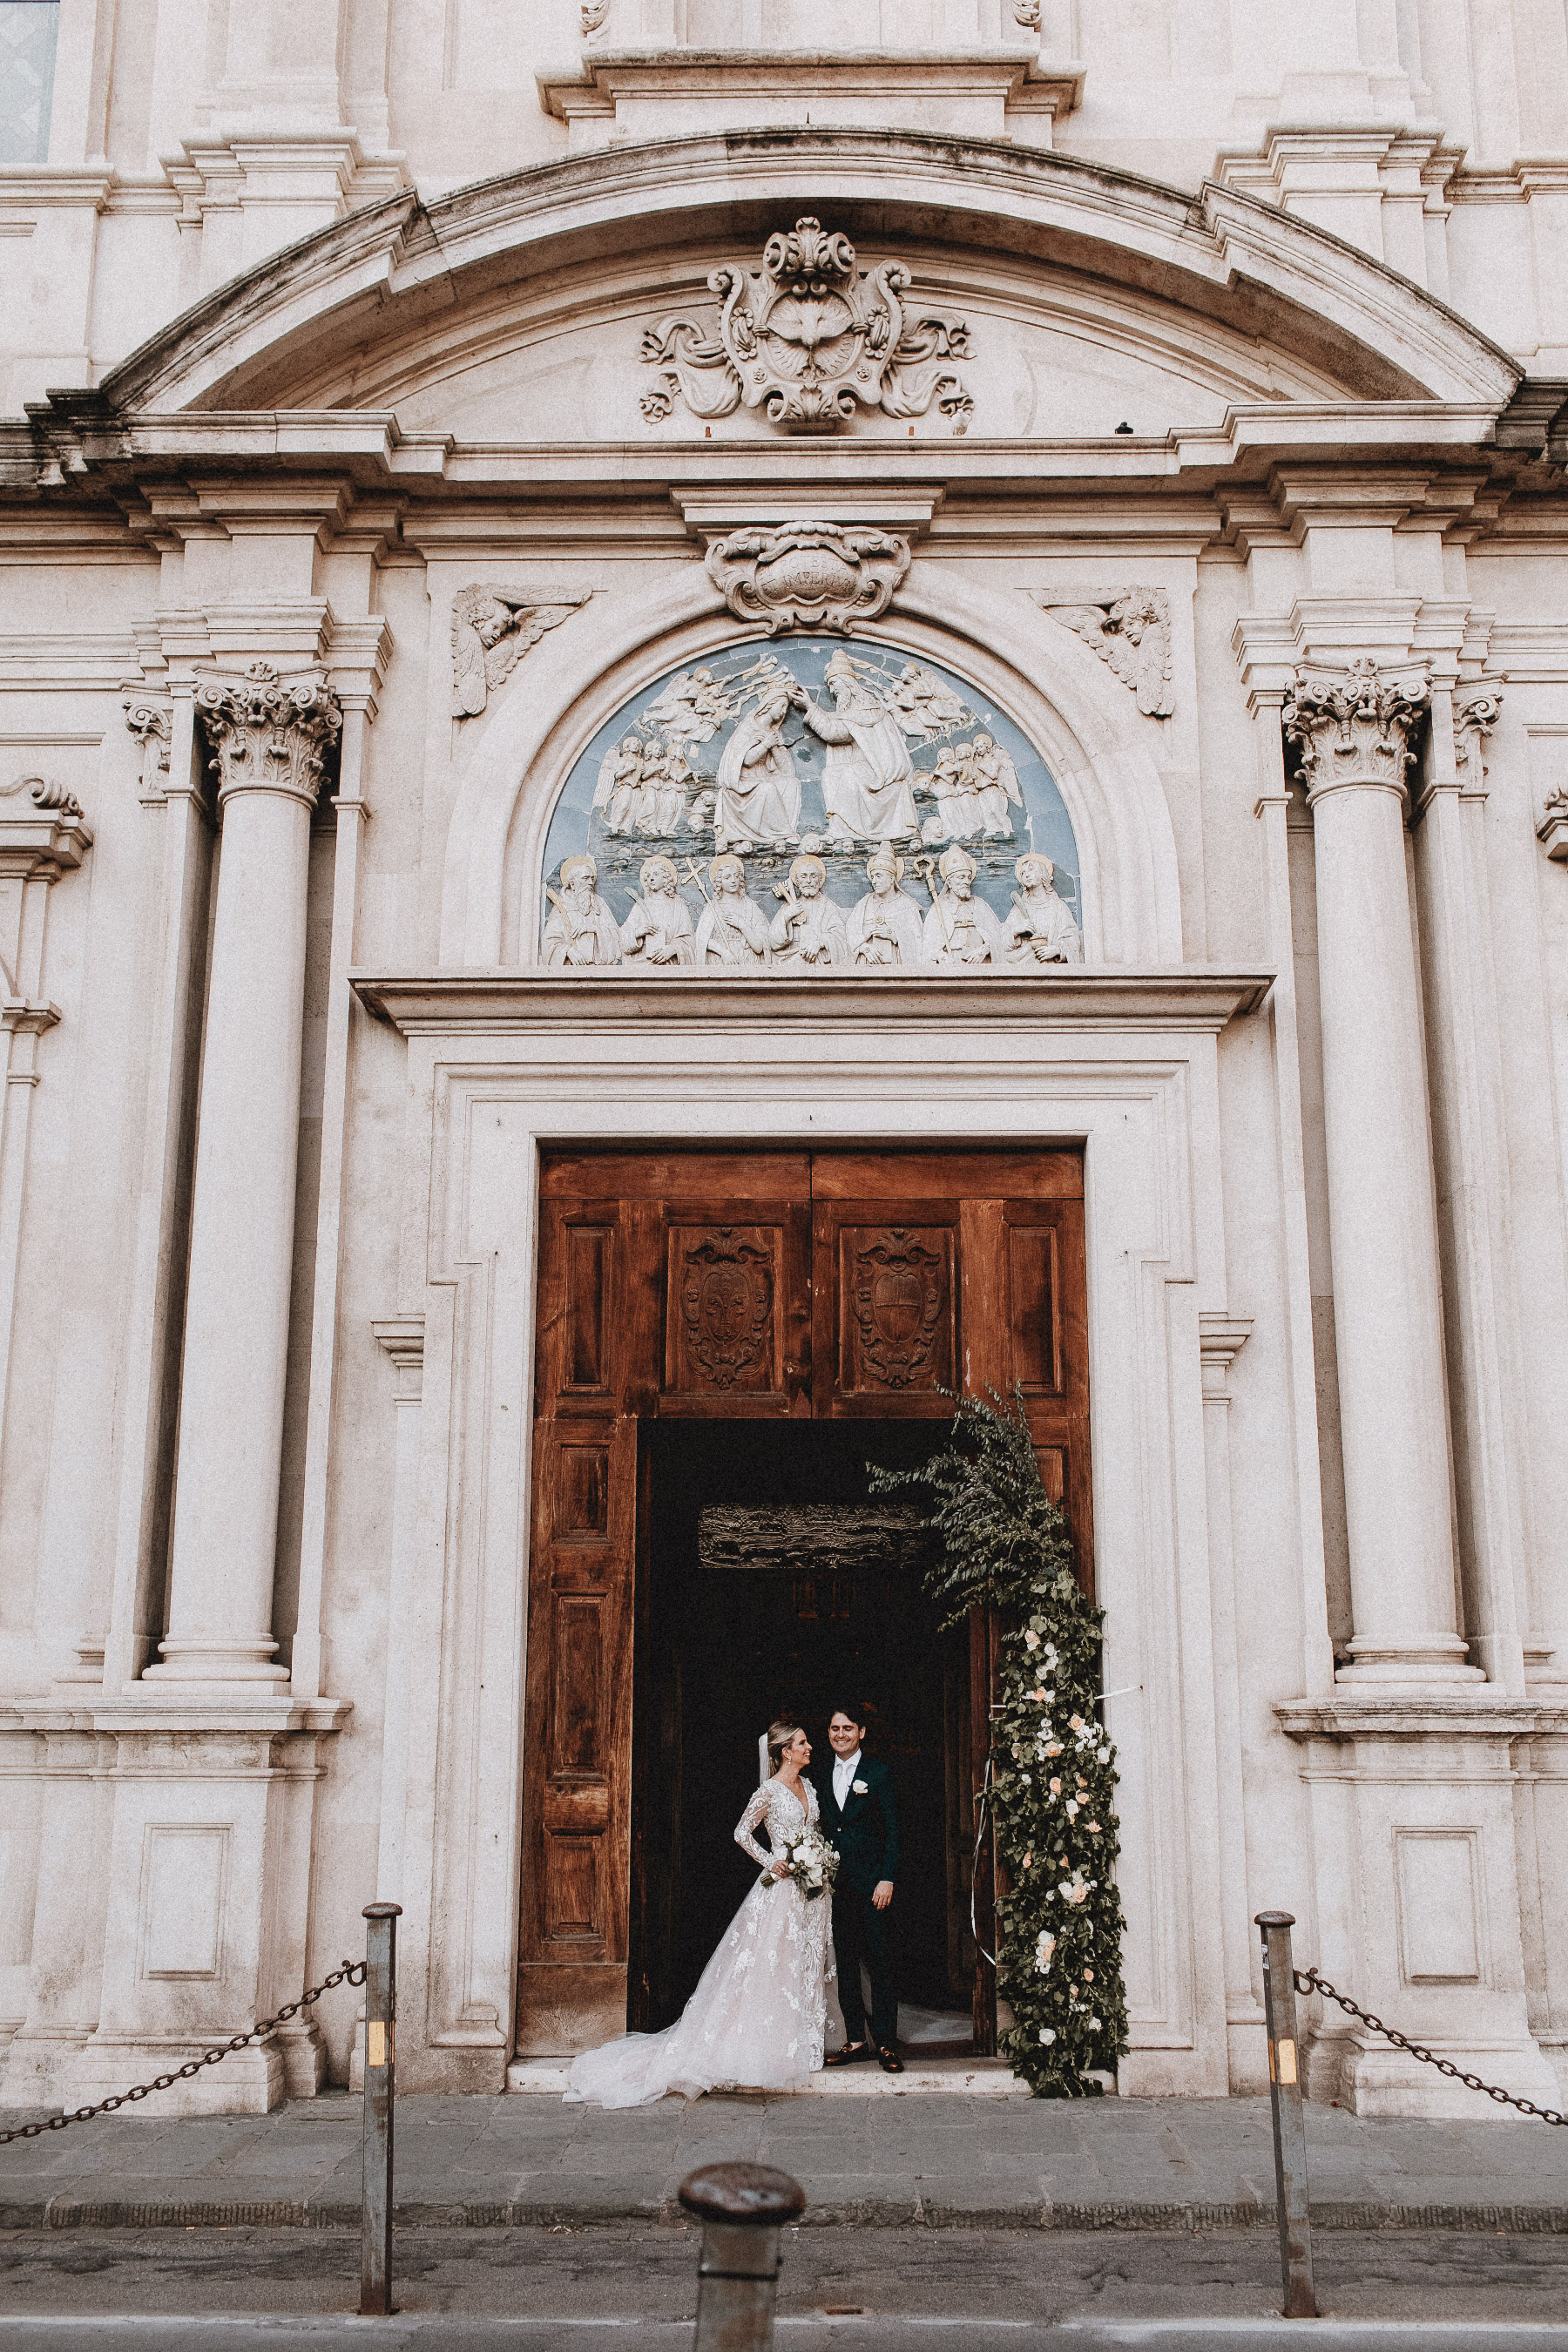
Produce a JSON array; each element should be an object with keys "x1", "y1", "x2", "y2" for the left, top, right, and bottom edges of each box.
[{"x1": 564, "y1": 1774, "x2": 834, "y2": 2106}]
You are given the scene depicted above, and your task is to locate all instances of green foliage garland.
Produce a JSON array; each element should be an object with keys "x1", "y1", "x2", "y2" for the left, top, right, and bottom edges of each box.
[{"x1": 869, "y1": 1390, "x2": 1128, "y2": 2098}]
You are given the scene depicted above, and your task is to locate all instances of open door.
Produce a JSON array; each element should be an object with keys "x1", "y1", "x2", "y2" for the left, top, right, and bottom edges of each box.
[{"x1": 519, "y1": 1147, "x2": 1090, "y2": 2058}]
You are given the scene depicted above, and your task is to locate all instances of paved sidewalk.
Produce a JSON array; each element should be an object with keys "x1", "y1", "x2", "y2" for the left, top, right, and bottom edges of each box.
[{"x1": 5, "y1": 2093, "x2": 1568, "y2": 2233}]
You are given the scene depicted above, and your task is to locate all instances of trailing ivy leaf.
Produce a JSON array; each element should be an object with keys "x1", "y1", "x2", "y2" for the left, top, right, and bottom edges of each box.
[{"x1": 870, "y1": 1389, "x2": 1128, "y2": 2099}]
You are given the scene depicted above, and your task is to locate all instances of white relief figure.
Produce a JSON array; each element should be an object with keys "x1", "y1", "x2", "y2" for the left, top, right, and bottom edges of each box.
[
  {"x1": 769, "y1": 851, "x2": 848, "y2": 967},
  {"x1": 800, "y1": 651, "x2": 919, "y2": 843},
  {"x1": 969, "y1": 733, "x2": 1024, "y2": 838},
  {"x1": 846, "y1": 846, "x2": 927, "y2": 966},
  {"x1": 922, "y1": 742, "x2": 989, "y2": 843},
  {"x1": 1004, "y1": 853, "x2": 1082, "y2": 965},
  {"x1": 620, "y1": 855, "x2": 696, "y2": 965},
  {"x1": 888, "y1": 661, "x2": 967, "y2": 740},
  {"x1": 543, "y1": 855, "x2": 623, "y2": 966},
  {"x1": 695, "y1": 855, "x2": 773, "y2": 967},
  {"x1": 642, "y1": 666, "x2": 733, "y2": 751},
  {"x1": 919, "y1": 845, "x2": 1006, "y2": 967},
  {"x1": 633, "y1": 739, "x2": 692, "y2": 835},
  {"x1": 592, "y1": 736, "x2": 645, "y2": 835},
  {"x1": 713, "y1": 681, "x2": 801, "y2": 851}
]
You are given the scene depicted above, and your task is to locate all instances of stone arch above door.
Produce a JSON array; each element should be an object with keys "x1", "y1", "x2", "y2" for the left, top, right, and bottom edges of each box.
[{"x1": 442, "y1": 564, "x2": 1184, "y2": 968}]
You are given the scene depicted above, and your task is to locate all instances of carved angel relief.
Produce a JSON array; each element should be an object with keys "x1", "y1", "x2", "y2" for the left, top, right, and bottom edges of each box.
[
  {"x1": 641, "y1": 216, "x2": 973, "y2": 435},
  {"x1": 1036, "y1": 590, "x2": 1174, "y2": 718},
  {"x1": 451, "y1": 586, "x2": 591, "y2": 719}
]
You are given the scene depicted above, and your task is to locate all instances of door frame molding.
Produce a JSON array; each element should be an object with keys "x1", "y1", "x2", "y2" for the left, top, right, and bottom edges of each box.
[{"x1": 359, "y1": 976, "x2": 1308, "y2": 2102}]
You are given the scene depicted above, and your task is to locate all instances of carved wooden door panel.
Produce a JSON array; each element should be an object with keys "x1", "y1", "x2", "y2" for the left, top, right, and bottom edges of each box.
[{"x1": 519, "y1": 1154, "x2": 810, "y2": 2054}]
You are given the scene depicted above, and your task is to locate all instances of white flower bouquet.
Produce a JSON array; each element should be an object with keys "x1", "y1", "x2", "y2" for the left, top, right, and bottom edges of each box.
[{"x1": 766, "y1": 1824, "x2": 840, "y2": 1903}]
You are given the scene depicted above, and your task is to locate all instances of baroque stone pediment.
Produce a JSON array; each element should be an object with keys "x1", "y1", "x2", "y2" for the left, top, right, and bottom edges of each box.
[{"x1": 640, "y1": 216, "x2": 973, "y2": 436}]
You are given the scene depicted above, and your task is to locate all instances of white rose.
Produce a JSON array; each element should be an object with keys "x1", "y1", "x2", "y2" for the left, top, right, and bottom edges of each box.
[
  {"x1": 1038, "y1": 2027, "x2": 1057, "y2": 2045},
  {"x1": 852, "y1": 1780, "x2": 868, "y2": 1794}
]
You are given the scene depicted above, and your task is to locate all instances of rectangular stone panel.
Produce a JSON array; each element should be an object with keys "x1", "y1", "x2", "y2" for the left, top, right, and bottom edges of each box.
[{"x1": 138, "y1": 1824, "x2": 229, "y2": 1981}]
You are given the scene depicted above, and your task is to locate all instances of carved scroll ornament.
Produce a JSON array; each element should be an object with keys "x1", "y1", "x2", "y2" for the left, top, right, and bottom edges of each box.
[
  {"x1": 1037, "y1": 590, "x2": 1173, "y2": 717},
  {"x1": 641, "y1": 216, "x2": 973, "y2": 435},
  {"x1": 1283, "y1": 659, "x2": 1429, "y2": 800},
  {"x1": 451, "y1": 587, "x2": 591, "y2": 719},
  {"x1": 706, "y1": 520, "x2": 911, "y2": 635},
  {"x1": 1454, "y1": 684, "x2": 1502, "y2": 792},
  {"x1": 196, "y1": 663, "x2": 342, "y2": 808}
]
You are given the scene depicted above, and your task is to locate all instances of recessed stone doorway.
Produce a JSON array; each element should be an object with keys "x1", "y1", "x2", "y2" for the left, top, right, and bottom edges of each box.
[{"x1": 517, "y1": 1146, "x2": 1091, "y2": 2067}]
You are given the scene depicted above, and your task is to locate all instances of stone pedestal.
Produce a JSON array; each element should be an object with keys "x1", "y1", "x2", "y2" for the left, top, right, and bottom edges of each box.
[{"x1": 1281, "y1": 1697, "x2": 1568, "y2": 2118}]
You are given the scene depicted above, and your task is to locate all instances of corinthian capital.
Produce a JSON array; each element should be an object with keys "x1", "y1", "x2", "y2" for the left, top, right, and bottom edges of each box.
[
  {"x1": 1282, "y1": 659, "x2": 1429, "y2": 802},
  {"x1": 196, "y1": 663, "x2": 342, "y2": 810}
]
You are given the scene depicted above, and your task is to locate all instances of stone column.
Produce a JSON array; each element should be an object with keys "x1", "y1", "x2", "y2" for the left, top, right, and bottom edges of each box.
[
  {"x1": 1284, "y1": 660, "x2": 1480, "y2": 1686},
  {"x1": 147, "y1": 663, "x2": 341, "y2": 1687}
]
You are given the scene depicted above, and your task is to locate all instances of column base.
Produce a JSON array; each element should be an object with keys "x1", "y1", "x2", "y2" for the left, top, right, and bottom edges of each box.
[
  {"x1": 144, "y1": 1636, "x2": 289, "y2": 1684},
  {"x1": 65, "y1": 2032, "x2": 287, "y2": 2118},
  {"x1": 1336, "y1": 1633, "x2": 1484, "y2": 1684},
  {"x1": 1304, "y1": 2027, "x2": 1565, "y2": 2120}
]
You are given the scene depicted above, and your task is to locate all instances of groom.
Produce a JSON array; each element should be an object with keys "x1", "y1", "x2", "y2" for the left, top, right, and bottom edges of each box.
[{"x1": 821, "y1": 1701, "x2": 903, "y2": 2073}]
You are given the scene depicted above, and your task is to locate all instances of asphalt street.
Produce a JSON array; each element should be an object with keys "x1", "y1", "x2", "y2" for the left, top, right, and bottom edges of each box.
[{"x1": 2, "y1": 2226, "x2": 1568, "y2": 2348}]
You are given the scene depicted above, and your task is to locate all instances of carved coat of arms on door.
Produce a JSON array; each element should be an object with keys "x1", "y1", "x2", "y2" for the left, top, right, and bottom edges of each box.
[
  {"x1": 850, "y1": 1229, "x2": 947, "y2": 1389},
  {"x1": 679, "y1": 1230, "x2": 774, "y2": 1388},
  {"x1": 640, "y1": 216, "x2": 973, "y2": 434}
]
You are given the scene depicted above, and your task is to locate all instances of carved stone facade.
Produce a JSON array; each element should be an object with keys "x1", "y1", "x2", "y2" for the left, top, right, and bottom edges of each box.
[
  {"x1": 641, "y1": 218, "x2": 972, "y2": 435},
  {"x1": 6, "y1": 0, "x2": 1568, "y2": 2135}
]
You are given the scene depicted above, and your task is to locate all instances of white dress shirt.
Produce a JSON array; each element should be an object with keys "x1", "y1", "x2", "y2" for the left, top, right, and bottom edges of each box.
[{"x1": 833, "y1": 1748, "x2": 862, "y2": 1810}]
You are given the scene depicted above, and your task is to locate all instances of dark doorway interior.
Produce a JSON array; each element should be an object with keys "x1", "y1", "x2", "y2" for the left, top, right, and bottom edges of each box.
[{"x1": 630, "y1": 1420, "x2": 975, "y2": 2042}]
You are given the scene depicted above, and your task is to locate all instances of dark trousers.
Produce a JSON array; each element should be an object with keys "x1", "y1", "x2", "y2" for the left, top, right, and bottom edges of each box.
[{"x1": 833, "y1": 1879, "x2": 897, "y2": 2051}]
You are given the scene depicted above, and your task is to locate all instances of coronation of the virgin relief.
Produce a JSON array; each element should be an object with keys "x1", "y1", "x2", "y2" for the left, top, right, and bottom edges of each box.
[{"x1": 5, "y1": 0, "x2": 1568, "y2": 2131}]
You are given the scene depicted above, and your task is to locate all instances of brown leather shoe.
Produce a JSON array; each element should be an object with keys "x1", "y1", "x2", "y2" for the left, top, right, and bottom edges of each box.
[
  {"x1": 877, "y1": 2044, "x2": 905, "y2": 2074},
  {"x1": 825, "y1": 2040, "x2": 873, "y2": 2066}
]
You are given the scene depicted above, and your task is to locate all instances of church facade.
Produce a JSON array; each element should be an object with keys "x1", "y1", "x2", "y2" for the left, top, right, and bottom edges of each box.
[{"x1": 3, "y1": 0, "x2": 1568, "y2": 2119}]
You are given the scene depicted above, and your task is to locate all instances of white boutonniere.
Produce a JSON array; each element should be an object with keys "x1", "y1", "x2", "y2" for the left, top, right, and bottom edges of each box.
[{"x1": 852, "y1": 1779, "x2": 868, "y2": 1795}]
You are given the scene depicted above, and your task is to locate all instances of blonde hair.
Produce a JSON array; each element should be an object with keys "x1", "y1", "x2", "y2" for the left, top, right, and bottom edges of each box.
[{"x1": 767, "y1": 1720, "x2": 805, "y2": 1774}]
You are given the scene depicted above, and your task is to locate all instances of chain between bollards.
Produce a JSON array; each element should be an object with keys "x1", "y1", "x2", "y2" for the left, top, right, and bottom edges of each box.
[
  {"x1": 361, "y1": 1903, "x2": 402, "y2": 2319},
  {"x1": 679, "y1": 2161, "x2": 807, "y2": 2351},
  {"x1": 1255, "y1": 1910, "x2": 1316, "y2": 2320}
]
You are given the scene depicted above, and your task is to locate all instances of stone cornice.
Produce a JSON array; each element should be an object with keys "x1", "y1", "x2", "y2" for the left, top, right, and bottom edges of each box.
[
  {"x1": 351, "y1": 967, "x2": 1274, "y2": 1036},
  {"x1": 1278, "y1": 1695, "x2": 1568, "y2": 1740}
]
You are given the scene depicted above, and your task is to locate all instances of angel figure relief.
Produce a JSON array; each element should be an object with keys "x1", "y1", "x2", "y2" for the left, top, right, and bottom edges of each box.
[
  {"x1": 1037, "y1": 591, "x2": 1173, "y2": 720},
  {"x1": 640, "y1": 217, "x2": 973, "y2": 435},
  {"x1": 450, "y1": 586, "x2": 590, "y2": 719}
]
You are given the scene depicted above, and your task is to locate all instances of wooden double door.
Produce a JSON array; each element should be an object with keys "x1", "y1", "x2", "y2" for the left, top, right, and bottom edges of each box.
[{"x1": 519, "y1": 1148, "x2": 1091, "y2": 2055}]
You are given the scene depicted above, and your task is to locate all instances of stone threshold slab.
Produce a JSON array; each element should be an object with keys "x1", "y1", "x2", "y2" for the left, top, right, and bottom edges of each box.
[{"x1": 504, "y1": 2056, "x2": 1031, "y2": 2096}]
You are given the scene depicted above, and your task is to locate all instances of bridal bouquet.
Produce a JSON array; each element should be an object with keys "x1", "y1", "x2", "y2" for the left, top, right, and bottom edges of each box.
[{"x1": 767, "y1": 1825, "x2": 840, "y2": 1903}]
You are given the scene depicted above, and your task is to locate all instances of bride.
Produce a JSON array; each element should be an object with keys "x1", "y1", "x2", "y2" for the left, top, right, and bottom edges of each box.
[{"x1": 565, "y1": 1720, "x2": 834, "y2": 2106}]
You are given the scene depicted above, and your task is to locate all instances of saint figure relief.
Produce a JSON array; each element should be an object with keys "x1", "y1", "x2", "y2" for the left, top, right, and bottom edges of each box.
[
  {"x1": 800, "y1": 651, "x2": 919, "y2": 843},
  {"x1": 620, "y1": 855, "x2": 696, "y2": 966},
  {"x1": 713, "y1": 681, "x2": 801, "y2": 852},
  {"x1": 921, "y1": 845, "x2": 1007, "y2": 967},
  {"x1": 695, "y1": 855, "x2": 772, "y2": 967},
  {"x1": 769, "y1": 850, "x2": 848, "y2": 967},
  {"x1": 846, "y1": 847, "x2": 926, "y2": 966},
  {"x1": 544, "y1": 855, "x2": 623, "y2": 967},
  {"x1": 1004, "y1": 853, "x2": 1082, "y2": 965}
]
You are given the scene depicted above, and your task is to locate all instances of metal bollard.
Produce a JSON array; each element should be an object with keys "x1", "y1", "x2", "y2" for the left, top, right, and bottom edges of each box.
[
  {"x1": 1255, "y1": 1910, "x2": 1316, "y2": 2320},
  {"x1": 679, "y1": 2161, "x2": 807, "y2": 2352},
  {"x1": 361, "y1": 1903, "x2": 402, "y2": 2318}
]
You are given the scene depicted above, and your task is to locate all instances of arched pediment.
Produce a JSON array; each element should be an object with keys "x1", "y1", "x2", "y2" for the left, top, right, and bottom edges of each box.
[{"x1": 96, "y1": 131, "x2": 1519, "y2": 424}]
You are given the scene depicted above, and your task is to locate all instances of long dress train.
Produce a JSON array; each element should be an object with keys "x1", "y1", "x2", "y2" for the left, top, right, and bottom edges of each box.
[{"x1": 564, "y1": 1775, "x2": 834, "y2": 2107}]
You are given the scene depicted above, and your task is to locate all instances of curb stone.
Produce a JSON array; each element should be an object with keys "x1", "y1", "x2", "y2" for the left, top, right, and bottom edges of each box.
[{"x1": 0, "y1": 2192, "x2": 1563, "y2": 2233}]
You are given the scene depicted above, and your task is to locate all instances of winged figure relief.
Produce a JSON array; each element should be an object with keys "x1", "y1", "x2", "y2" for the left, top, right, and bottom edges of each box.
[
  {"x1": 641, "y1": 667, "x2": 735, "y2": 750},
  {"x1": 450, "y1": 586, "x2": 590, "y2": 719},
  {"x1": 1040, "y1": 591, "x2": 1173, "y2": 719}
]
